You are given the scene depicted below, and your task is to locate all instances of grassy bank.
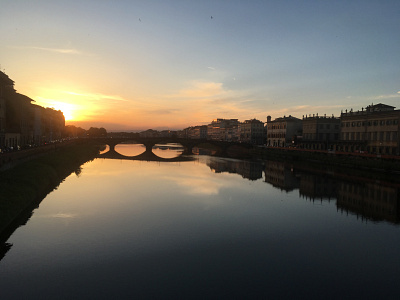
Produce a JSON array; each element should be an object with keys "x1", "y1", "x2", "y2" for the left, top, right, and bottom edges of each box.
[{"x1": 0, "y1": 141, "x2": 101, "y2": 237}]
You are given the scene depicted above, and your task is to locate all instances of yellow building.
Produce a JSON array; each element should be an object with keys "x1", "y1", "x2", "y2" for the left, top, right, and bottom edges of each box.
[{"x1": 340, "y1": 103, "x2": 400, "y2": 155}]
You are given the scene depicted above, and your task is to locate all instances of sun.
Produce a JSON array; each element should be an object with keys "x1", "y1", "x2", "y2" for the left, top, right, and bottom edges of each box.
[
  {"x1": 53, "y1": 102, "x2": 75, "y2": 121},
  {"x1": 34, "y1": 96, "x2": 79, "y2": 121}
]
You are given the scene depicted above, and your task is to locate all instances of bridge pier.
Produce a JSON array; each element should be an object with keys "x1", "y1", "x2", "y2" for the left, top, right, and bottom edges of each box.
[
  {"x1": 143, "y1": 142, "x2": 156, "y2": 154},
  {"x1": 109, "y1": 144, "x2": 116, "y2": 152},
  {"x1": 182, "y1": 145, "x2": 193, "y2": 155}
]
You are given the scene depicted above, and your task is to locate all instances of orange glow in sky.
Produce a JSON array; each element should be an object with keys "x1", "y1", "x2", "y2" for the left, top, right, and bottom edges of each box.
[{"x1": 1, "y1": 1, "x2": 399, "y2": 130}]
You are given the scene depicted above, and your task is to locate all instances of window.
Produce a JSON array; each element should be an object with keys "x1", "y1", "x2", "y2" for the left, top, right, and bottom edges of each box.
[
  {"x1": 380, "y1": 120, "x2": 385, "y2": 126},
  {"x1": 373, "y1": 120, "x2": 378, "y2": 126},
  {"x1": 379, "y1": 132, "x2": 384, "y2": 141}
]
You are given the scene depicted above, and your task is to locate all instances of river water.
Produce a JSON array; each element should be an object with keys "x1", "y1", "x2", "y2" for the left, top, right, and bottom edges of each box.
[{"x1": 0, "y1": 144, "x2": 399, "y2": 299}]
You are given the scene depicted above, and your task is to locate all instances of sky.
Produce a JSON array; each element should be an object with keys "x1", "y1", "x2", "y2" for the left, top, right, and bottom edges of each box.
[{"x1": 1, "y1": 0, "x2": 399, "y2": 131}]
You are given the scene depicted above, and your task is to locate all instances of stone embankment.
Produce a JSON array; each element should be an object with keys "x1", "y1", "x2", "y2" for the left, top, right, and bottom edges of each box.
[
  {"x1": 0, "y1": 140, "x2": 82, "y2": 171},
  {"x1": 250, "y1": 146, "x2": 400, "y2": 174}
]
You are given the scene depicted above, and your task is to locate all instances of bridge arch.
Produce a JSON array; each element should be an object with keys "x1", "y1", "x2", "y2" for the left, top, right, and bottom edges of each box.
[{"x1": 91, "y1": 137, "x2": 252, "y2": 158}]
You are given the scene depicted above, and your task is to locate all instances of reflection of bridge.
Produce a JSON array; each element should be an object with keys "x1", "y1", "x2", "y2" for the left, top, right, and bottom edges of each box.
[
  {"x1": 98, "y1": 146, "x2": 195, "y2": 162},
  {"x1": 92, "y1": 137, "x2": 252, "y2": 161}
]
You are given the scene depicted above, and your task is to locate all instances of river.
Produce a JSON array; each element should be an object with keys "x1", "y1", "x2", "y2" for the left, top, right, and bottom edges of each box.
[{"x1": 0, "y1": 144, "x2": 399, "y2": 299}]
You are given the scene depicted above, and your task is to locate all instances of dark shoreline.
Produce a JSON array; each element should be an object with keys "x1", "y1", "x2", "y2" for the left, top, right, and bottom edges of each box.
[{"x1": 0, "y1": 141, "x2": 101, "y2": 254}]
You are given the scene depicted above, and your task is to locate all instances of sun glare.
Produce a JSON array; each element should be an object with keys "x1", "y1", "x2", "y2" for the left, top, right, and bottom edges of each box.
[
  {"x1": 35, "y1": 96, "x2": 79, "y2": 121},
  {"x1": 55, "y1": 102, "x2": 75, "y2": 121}
]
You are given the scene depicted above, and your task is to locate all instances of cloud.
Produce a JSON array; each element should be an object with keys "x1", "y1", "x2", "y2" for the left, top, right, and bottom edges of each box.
[
  {"x1": 207, "y1": 66, "x2": 216, "y2": 70},
  {"x1": 35, "y1": 213, "x2": 77, "y2": 219},
  {"x1": 144, "y1": 108, "x2": 181, "y2": 115},
  {"x1": 10, "y1": 45, "x2": 84, "y2": 55},
  {"x1": 374, "y1": 93, "x2": 400, "y2": 99},
  {"x1": 171, "y1": 81, "x2": 228, "y2": 99},
  {"x1": 63, "y1": 91, "x2": 127, "y2": 102}
]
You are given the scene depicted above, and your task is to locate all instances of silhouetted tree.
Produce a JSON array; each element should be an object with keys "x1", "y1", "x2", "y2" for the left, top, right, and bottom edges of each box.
[
  {"x1": 63, "y1": 125, "x2": 86, "y2": 137},
  {"x1": 87, "y1": 127, "x2": 107, "y2": 137}
]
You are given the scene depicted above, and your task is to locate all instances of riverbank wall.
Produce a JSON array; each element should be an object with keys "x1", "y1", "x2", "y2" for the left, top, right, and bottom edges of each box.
[
  {"x1": 0, "y1": 141, "x2": 101, "y2": 247},
  {"x1": 250, "y1": 146, "x2": 400, "y2": 174}
]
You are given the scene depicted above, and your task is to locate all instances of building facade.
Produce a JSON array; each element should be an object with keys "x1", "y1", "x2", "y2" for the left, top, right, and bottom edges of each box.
[
  {"x1": 239, "y1": 119, "x2": 264, "y2": 145},
  {"x1": 0, "y1": 71, "x2": 65, "y2": 149},
  {"x1": 339, "y1": 103, "x2": 400, "y2": 155},
  {"x1": 266, "y1": 115, "x2": 302, "y2": 147},
  {"x1": 207, "y1": 119, "x2": 239, "y2": 142},
  {"x1": 185, "y1": 125, "x2": 207, "y2": 139},
  {"x1": 0, "y1": 71, "x2": 15, "y2": 148},
  {"x1": 302, "y1": 114, "x2": 340, "y2": 150}
]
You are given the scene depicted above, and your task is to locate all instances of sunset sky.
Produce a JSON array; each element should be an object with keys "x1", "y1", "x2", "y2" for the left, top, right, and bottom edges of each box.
[{"x1": 1, "y1": 0, "x2": 399, "y2": 131}]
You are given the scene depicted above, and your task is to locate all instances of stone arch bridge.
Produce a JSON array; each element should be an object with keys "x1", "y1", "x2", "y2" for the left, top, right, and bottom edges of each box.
[{"x1": 90, "y1": 137, "x2": 252, "y2": 161}]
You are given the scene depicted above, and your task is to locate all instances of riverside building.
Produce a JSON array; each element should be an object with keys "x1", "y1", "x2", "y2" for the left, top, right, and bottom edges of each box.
[
  {"x1": 339, "y1": 103, "x2": 400, "y2": 155},
  {"x1": 207, "y1": 119, "x2": 239, "y2": 142},
  {"x1": 302, "y1": 114, "x2": 340, "y2": 150},
  {"x1": 239, "y1": 119, "x2": 264, "y2": 145},
  {"x1": 266, "y1": 115, "x2": 302, "y2": 147}
]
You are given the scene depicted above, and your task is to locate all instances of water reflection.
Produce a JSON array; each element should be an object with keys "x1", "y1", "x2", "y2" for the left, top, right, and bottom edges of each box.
[
  {"x1": 207, "y1": 157, "x2": 264, "y2": 181},
  {"x1": 337, "y1": 181, "x2": 400, "y2": 223},
  {"x1": 152, "y1": 143, "x2": 183, "y2": 158},
  {"x1": 0, "y1": 150, "x2": 399, "y2": 299},
  {"x1": 205, "y1": 157, "x2": 400, "y2": 224},
  {"x1": 99, "y1": 143, "x2": 192, "y2": 162},
  {"x1": 99, "y1": 144, "x2": 109, "y2": 154},
  {"x1": 115, "y1": 143, "x2": 145, "y2": 156}
]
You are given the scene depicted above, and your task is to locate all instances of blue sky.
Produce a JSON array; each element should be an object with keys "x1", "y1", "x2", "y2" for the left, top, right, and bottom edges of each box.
[{"x1": 1, "y1": 0, "x2": 399, "y2": 130}]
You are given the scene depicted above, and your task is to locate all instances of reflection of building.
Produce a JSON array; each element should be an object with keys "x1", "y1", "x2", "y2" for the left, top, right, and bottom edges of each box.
[
  {"x1": 239, "y1": 119, "x2": 264, "y2": 145},
  {"x1": 266, "y1": 115, "x2": 302, "y2": 147},
  {"x1": 264, "y1": 161, "x2": 300, "y2": 191},
  {"x1": 207, "y1": 159, "x2": 263, "y2": 181},
  {"x1": 207, "y1": 119, "x2": 239, "y2": 142},
  {"x1": 299, "y1": 173, "x2": 337, "y2": 201},
  {"x1": 339, "y1": 103, "x2": 400, "y2": 155},
  {"x1": 302, "y1": 115, "x2": 340, "y2": 150},
  {"x1": 337, "y1": 181, "x2": 400, "y2": 224}
]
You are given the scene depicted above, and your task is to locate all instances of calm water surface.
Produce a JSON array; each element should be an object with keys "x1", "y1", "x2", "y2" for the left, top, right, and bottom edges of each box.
[{"x1": 0, "y1": 145, "x2": 399, "y2": 299}]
